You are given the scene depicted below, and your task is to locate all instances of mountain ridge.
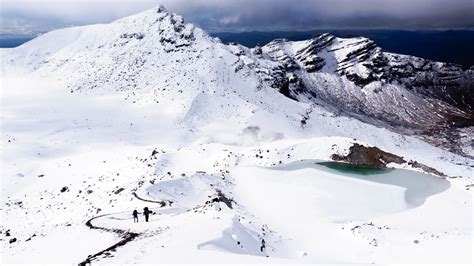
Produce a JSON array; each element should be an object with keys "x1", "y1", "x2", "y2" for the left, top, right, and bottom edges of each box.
[{"x1": 2, "y1": 5, "x2": 472, "y2": 157}]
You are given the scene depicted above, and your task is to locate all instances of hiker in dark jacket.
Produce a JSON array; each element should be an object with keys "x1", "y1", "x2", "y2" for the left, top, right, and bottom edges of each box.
[
  {"x1": 133, "y1": 209, "x2": 139, "y2": 223},
  {"x1": 143, "y1": 207, "x2": 151, "y2": 222},
  {"x1": 260, "y1": 238, "x2": 266, "y2": 252}
]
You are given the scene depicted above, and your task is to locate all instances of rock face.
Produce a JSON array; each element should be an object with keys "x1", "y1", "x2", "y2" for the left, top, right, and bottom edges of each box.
[
  {"x1": 1, "y1": 5, "x2": 472, "y2": 157},
  {"x1": 331, "y1": 143, "x2": 406, "y2": 168}
]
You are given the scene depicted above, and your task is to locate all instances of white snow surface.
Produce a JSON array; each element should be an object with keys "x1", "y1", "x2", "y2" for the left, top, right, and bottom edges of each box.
[{"x1": 1, "y1": 5, "x2": 472, "y2": 264}]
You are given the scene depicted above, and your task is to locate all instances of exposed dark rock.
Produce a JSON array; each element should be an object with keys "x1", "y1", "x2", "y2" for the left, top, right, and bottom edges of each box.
[
  {"x1": 341, "y1": 40, "x2": 377, "y2": 64},
  {"x1": 120, "y1": 33, "x2": 144, "y2": 40},
  {"x1": 156, "y1": 5, "x2": 166, "y2": 13},
  {"x1": 278, "y1": 80, "x2": 297, "y2": 101},
  {"x1": 216, "y1": 190, "x2": 233, "y2": 209},
  {"x1": 345, "y1": 72, "x2": 377, "y2": 87},
  {"x1": 252, "y1": 45, "x2": 262, "y2": 55},
  {"x1": 114, "y1": 188, "x2": 125, "y2": 194},
  {"x1": 331, "y1": 143, "x2": 406, "y2": 167},
  {"x1": 60, "y1": 186, "x2": 69, "y2": 193},
  {"x1": 408, "y1": 160, "x2": 446, "y2": 177},
  {"x1": 331, "y1": 143, "x2": 447, "y2": 176}
]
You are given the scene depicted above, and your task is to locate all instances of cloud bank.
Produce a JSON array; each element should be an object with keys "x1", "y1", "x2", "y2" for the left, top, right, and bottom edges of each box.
[{"x1": 1, "y1": 0, "x2": 473, "y2": 36}]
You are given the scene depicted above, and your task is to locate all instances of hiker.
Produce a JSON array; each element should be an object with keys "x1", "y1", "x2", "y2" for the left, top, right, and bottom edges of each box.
[
  {"x1": 133, "y1": 209, "x2": 139, "y2": 223},
  {"x1": 260, "y1": 238, "x2": 266, "y2": 252},
  {"x1": 143, "y1": 207, "x2": 151, "y2": 222}
]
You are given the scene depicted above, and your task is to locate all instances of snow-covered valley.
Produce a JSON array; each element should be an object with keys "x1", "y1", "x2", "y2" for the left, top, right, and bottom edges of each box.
[{"x1": 1, "y1": 5, "x2": 472, "y2": 264}]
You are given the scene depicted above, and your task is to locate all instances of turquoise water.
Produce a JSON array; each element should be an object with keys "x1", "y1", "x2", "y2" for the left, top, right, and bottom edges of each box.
[{"x1": 317, "y1": 162, "x2": 391, "y2": 175}]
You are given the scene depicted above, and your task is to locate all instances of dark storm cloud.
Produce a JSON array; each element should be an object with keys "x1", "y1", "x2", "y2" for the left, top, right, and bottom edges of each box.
[
  {"x1": 1, "y1": 0, "x2": 473, "y2": 35},
  {"x1": 164, "y1": 0, "x2": 474, "y2": 31}
]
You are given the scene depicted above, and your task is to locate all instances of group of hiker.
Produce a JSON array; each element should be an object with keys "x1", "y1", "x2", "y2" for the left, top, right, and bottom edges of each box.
[{"x1": 132, "y1": 207, "x2": 152, "y2": 223}]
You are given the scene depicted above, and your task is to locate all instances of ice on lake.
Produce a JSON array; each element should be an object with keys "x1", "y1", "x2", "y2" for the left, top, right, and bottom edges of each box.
[{"x1": 252, "y1": 160, "x2": 451, "y2": 222}]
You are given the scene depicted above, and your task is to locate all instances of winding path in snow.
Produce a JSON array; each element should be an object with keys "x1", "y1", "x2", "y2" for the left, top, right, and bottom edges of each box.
[
  {"x1": 132, "y1": 191, "x2": 172, "y2": 206},
  {"x1": 78, "y1": 192, "x2": 168, "y2": 265}
]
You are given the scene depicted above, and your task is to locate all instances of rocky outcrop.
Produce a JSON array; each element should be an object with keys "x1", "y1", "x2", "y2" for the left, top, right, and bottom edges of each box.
[
  {"x1": 331, "y1": 143, "x2": 447, "y2": 176},
  {"x1": 331, "y1": 143, "x2": 406, "y2": 168}
]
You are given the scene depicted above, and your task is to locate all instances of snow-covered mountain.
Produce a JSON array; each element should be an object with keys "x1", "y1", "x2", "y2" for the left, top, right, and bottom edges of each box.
[
  {"x1": 233, "y1": 33, "x2": 473, "y2": 156},
  {"x1": 3, "y1": 6, "x2": 472, "y2": 156},
  {"x1": 1, "y1": 5, "x2": 472, "y2": 264},
  {"x1": 258, "y1": 33, "x2": 473, "y2": 127}
]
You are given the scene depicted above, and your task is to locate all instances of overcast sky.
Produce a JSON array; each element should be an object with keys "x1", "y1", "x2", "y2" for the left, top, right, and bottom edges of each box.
[{"x1": 1, "y1": 0, "x2": 473, "y2": 36}]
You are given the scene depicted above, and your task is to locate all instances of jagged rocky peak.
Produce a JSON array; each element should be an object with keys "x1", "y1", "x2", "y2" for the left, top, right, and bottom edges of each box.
[
  {"x1": 115, "y1": 4, "x2": 197, "y2": 48},
  {"x1": 156, "y1": 4, "x2": 167, "y2": 13}
]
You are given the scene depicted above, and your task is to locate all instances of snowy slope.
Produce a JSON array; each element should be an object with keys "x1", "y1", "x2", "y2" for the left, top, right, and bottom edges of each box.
[{"x1": 1, "y1": 5, "x2": 472, "y2": 264}]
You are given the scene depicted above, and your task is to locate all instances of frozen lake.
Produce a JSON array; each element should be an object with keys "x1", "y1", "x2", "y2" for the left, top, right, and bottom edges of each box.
[
  {"x1": 234, "y1": 160, "x2": 451, "y2": 223},
  {"x1": 272, "y1": 160, "x2": 450, "y2": 208}
]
